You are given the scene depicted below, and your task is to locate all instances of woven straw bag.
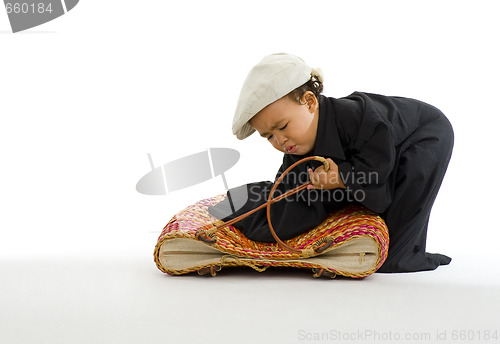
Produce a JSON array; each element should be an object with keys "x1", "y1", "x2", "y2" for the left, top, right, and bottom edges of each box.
[
  {"x1": 154, "y1": 156, "x2": 389, "y2": 278},
  {"x1": 154, "y1": 195, "x2": 388, "y2": 278}
]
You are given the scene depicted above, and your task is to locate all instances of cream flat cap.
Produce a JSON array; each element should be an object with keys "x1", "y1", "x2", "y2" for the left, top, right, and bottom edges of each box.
[{"x1": 232, "y1": 53, "x2": 324, "y2": 140}]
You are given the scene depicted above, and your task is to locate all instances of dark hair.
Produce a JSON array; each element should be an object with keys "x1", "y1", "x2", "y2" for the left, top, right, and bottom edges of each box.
[{"x1": 287, "y1": 76, "x2": 323, "y2": 104}]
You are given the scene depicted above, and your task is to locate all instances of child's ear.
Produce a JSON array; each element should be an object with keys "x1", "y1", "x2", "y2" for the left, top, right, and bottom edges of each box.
[{"x1": 302, "y1": 91, "x2": 318, "y2": 113}]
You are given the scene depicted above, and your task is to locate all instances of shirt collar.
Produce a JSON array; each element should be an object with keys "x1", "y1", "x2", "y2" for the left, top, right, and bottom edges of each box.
[
  {"x1": 310, "y1": 95, "x2": 346, "y2": 161},
  {"x1": 282, "y1": 95, "x2": 346, "y2": 167}
]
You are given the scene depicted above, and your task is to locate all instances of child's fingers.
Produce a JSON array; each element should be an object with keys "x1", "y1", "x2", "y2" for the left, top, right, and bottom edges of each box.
[{"x1": 307, "y1": 168, "x2": 319, "y2": 190}]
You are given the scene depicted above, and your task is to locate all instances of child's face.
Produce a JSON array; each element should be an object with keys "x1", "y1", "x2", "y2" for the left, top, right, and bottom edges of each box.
[{"x1": 249, "y1": 92, "x2": 319, "y2": 155}]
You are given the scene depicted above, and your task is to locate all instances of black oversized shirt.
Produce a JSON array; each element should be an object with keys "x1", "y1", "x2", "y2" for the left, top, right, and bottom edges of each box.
[{"x1": 209, "y1": 92, "x2": 447, "y2": 242}]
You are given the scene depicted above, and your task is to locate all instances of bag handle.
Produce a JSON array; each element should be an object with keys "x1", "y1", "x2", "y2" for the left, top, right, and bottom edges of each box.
[
  {"x1": 196, "y1": 156, "x2": 330, "y2": 255},
  {"x1": 265, "y1": 156, "x2": 329, "y2": 253}
]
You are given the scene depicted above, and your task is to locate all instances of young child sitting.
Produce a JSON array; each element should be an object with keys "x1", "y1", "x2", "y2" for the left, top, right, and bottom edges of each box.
[{"x1": 209, "y1": 53, "x2": 453, "y2": 273}]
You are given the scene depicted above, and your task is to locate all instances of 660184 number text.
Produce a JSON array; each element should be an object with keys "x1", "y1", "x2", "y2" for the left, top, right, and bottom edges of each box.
[{"x1": 5, "y1": 2, "x2": 53, "y2": 14}]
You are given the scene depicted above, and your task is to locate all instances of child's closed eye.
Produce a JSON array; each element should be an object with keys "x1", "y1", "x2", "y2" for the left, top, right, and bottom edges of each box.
[{"x1": 267, "y1": 124, "x2": 288, "y2": 140}]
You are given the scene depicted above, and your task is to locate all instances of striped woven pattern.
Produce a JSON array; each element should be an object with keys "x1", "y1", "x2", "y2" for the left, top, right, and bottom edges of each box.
[{"x1": 154, "y1": 194, "x2": 389, "y2": 278}]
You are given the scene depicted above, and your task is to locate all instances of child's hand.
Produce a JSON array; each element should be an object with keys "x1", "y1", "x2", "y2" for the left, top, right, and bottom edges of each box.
[{"x1": 307, "y1": 158, "x2": 346, "y2": 190}]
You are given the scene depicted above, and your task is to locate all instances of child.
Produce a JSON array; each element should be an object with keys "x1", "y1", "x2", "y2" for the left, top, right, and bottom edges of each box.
[{"x1": 209, "y1": 53, "x2": 453, "y2": 273}]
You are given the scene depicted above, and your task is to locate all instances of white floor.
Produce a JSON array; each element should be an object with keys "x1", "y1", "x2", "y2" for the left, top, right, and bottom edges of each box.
[{"x1": 2, "y1": 241, "x2": 499, "y2": 344}]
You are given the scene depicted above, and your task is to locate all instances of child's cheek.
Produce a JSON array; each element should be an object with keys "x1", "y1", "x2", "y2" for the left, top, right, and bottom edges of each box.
[{"x1": 272, "y1": 142, "x2": 284, "y2": 153}]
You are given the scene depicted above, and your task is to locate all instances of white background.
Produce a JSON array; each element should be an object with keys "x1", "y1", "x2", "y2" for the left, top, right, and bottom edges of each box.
[{"x1": 1, "y1": 1, "x2": 499, "y2": 343}]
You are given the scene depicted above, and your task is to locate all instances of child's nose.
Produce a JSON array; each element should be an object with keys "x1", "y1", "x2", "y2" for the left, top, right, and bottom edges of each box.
[{"x1": 275, "y1": 134, "x2": 287, "y2": 145}]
